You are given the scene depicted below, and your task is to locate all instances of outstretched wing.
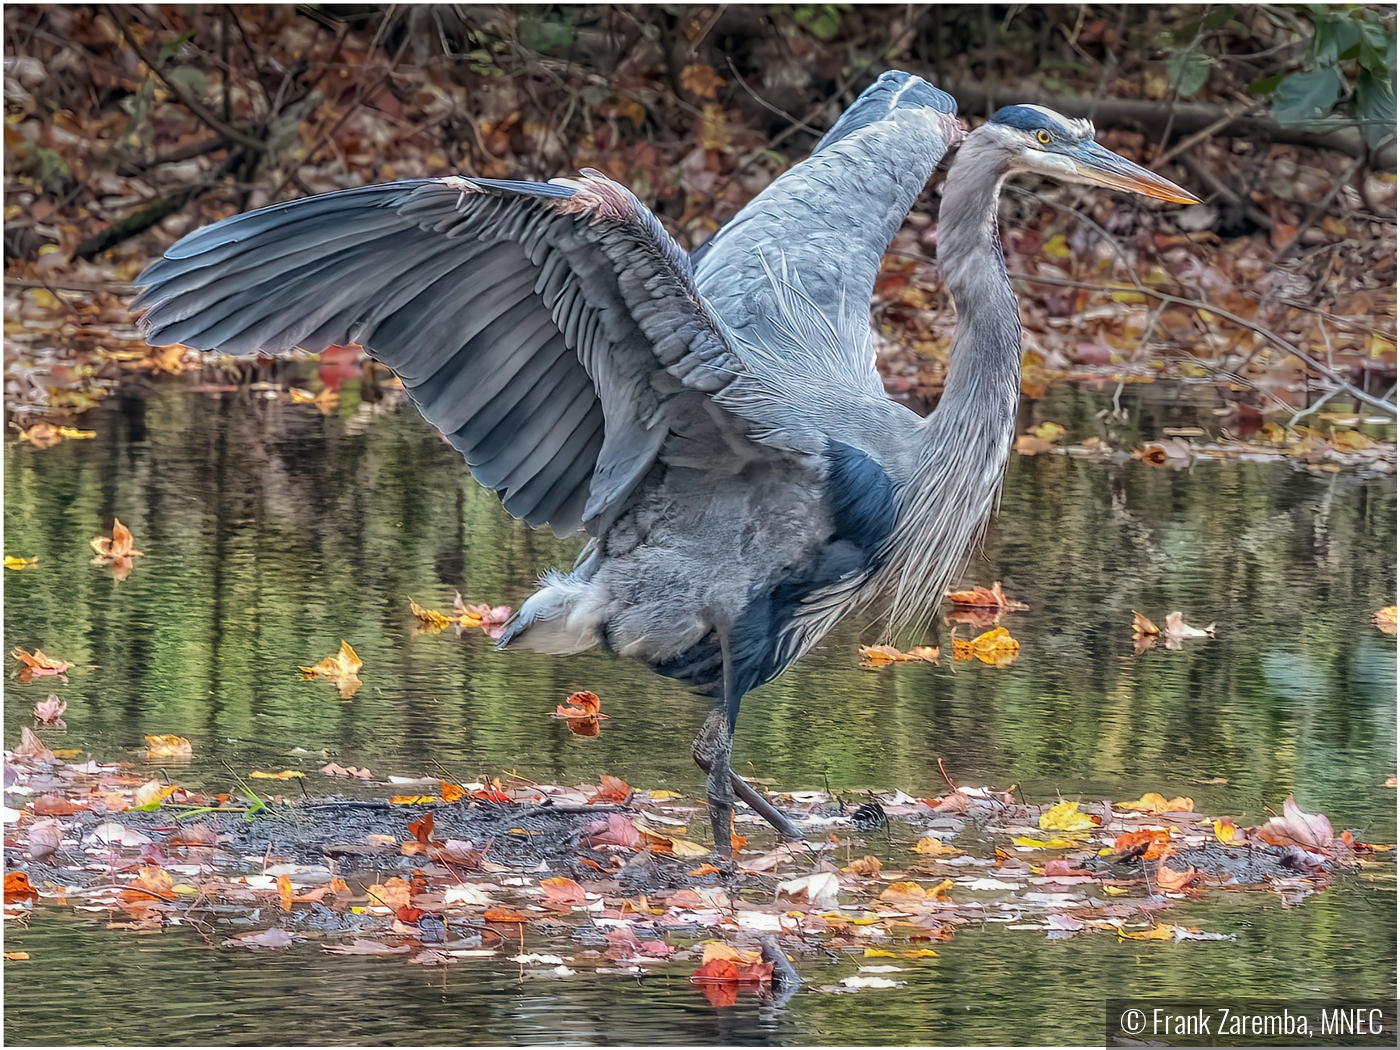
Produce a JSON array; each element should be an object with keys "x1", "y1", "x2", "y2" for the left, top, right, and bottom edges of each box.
[{"x1": 133, "y1": 172, "x2": 743, "y2": 537}]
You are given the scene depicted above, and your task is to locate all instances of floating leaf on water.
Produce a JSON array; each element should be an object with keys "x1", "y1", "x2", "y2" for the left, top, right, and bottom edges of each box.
[
  {"x1": 1373, "y1": 606, "x2": 1397, "y2": 635},
  {"x1": 300, "y1": 640, "x2": 362, "y2": 699},
  {"x1": 1039, "y1": 800, "x2": 1099, "y2": 832},
  {"x1": 1115, "y1": 791, "x2": 1194, "y2": 815},
  {"x1": 859, "y1": 643, "x2": 939, "y2": 666},
  {"x1": 4, "y1": 555, "x2": 38, "y2": 570},
  {"x1": 946, "y1": 581, "x2": 1028, "y2": 609},
  {"x1": 951, "y1": 627, "x2": 1019, "y2": 666},
  {"x1": 144, "y1": 734, "x2": 192, "y2": 758}
]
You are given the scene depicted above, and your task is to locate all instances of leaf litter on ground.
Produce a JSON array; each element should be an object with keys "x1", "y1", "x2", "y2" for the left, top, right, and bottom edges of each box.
[{"x1": 5, "y1": 724, "x2": 1389, "y2": 999}]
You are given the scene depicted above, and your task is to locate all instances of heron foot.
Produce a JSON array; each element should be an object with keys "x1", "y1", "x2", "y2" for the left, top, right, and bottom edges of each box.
[{"x1": 692, "y1": 710, "x2": 805, "y2": 848}]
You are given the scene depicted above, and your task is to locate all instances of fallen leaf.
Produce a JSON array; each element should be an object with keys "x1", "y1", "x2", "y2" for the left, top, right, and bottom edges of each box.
[
  {"x1": 33, "y1": 694, "x2": 67, "y2": 726},
  {"x1": 133, "y1": 780, "x2": 178, "y2": 809},
  {"x1": 1115, "y1": 792, "x2": 1193, "y2": 815},
  {"x1": 1163, "y1": 612, "x2": 1215, "y2": 644},
  {"x1": 249, "y1": 769, "x2": 305, "y2": 780},
  {"x1": 945, "y1": 581, "x2": 1028, "y2": 610},
  {"x1": 911, "y1": 835, "x2": 958, "y2": 856},
  {"x1": 843, "y1": 855, "x2": 882, "y2": 875},
  {"x1": 859, "y1": 644, "x2": 939, "y2": 665},
  {"x1": 4, "y1": 872, "x2": 39, "y2": 904},
  {"x1": 680, "y1": 63, "x2": 725, "y2": 99},
  {"x1": 300, "y1": 640, "x2": 362, "y2": 699},
  {"x1": 15, "y1": 727, "x2": 56, "y2": 762},
  {"x1": 454, "y1": 594, "x2": 512, "y2": 639},
  {"x1": 321, "y1": 763, "x2": 373, "y2": 779},
  {"x1": 408, "y1": 598, "x2": 453, "y2": 632},
  {"x1": 588, "y1": 774, "x2": 631, "y2": 804},
  {"x1": 483, "y1": 907, "x2": 533, "y2": 923},
  {"x1": 556, "y1": 691, "x2": 608, "y2": 722},
  {"x1": 1155, "y1": 859, "x2": 1200, "y2": 891},
  {"x1": 4, "y1": 556, "x2": 38, "y2": 570},
  {"x1": 1256, "y1": 796, "x2": 1335, "y2": 853},
  {"x1": 223, "y1": 928, "x2": 297, "y2": 949},
  {"x1": 1112, "y1": 828, "x2": 1173, "y2": 859},
  {"x1": 1119, "y1": 923, "x2": 1176, "y2": 941},
  {"x1": 323, "y1": 939, "x2": 412, "y2": 955},
  {"x1": 1131, "y1": 611, "x2": 1159, "y2": 636},
  {"x1": 1013, "y1": 434, "x2": 1055, "y2": 456},
  {"x1": 13, "y1": 648, "x2": 71, "y2": 683},
  {"x1": 951, "y1": 626, "x2": 1020, "y2": 666},
  {"x1": 3, "y1": 952, "x2": 30, "y2": 960},
  {"x1": 1040, "y1": 801, "x2": 1099, "y2": 832},
  {"x1": 90, "y1": 519, "x2": 144, "y2": 580},
  {"x1": 1011, "y1": 835, "x2": 1079, "y2": 849},
  {"x1": 144, "y1": 735, "x2": 192, "y2": 758},
  {"x1": 539, "y1": 877, "x2": 587, "y2": 904},
  {"x1": 1373, "y1": 607, "x2": 1397, "y2": 635},
  {"x1": 1212, "y1": 818, "x2": 1246, "y2": 846}
]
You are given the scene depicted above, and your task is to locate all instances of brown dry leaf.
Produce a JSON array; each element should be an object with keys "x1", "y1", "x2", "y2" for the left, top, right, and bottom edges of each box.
[
  {"x1": 144, "y1": 734, "x2": 192, "y2": 758},
  {"x1": 1373, "y1": 606, "x2": 1397, "y2": 635},
  {"x1": 946, "y1": 581, "x2": 1028, "y2": 610},
  {"x1": 367, "y1": 877, "x2": 412, "y2": 912},
  {"x1": 951, "y1": 627, "x2": 1019, "y2": 666},
  {"x1": 130, "y1": 865, "x2": 174, "y2": 899},
  {"x1": 300, "y1": 640, "x2": 362, "y2": 699},
  {"x1": 90, "y1": 519, "x2": 144, "y2": 561},
  {"x1": 859, "y1": 644, "x2": 939, "y2": 666},
  {"x1": 1115, "y1": 791, "x2": 1193, "y2": 815},
  {"x1": 880, "y1": 880, "x2": 928, "y2": 901},
  {"x1": 680, "y1": 63, "x2": 725, "y2": 100}
]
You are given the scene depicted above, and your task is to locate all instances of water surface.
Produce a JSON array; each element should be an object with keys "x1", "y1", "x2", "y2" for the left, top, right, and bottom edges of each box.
[{"x1": 4, "y1": 381, "x2": 1395, "y2": 1045}]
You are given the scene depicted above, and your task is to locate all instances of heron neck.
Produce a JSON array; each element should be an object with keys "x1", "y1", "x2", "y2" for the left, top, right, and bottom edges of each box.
[{"x1": 870, "y1": 142, "x2": 1023, "y2": 636}]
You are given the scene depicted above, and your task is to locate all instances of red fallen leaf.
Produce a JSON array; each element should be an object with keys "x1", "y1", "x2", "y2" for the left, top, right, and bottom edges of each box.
[
  {"x1": 539, "y1": 876, "x2": 587, "y2": 904},
  {"x1": 690, "y1": 957, "x2": 773, "y2": 985},
  {"x1": 556, "y1": 691, "x2": 602, "y2": 718},
  {"x1": 4, "y1": 872, "x2": 39, "y2": 904},
  {"x1": 588, "y1": 774, "x2": 631, "y2": 804},
  {"x1": 1339, "y1": 830, "x2": 1392, "y2": 853},
  {"x1": 946, "y1": 581, "x2": 1028, "y2": 610},
  {"x1": 567, "y1": 716, "x2": 602, "y2": 737},
  {"x1": 397, "y1": 905, "x2": 427, "y2": 924},
  {"x1": 1155, "y1": 859, "x2": 1201, "y2": 891},
  {"x1": 1255, "y1": 796, "x2": 1336, "y2": 854},
  {"x1": 33, "y1": 694, "x2": 67, "y2": 726},
  {"x1": 581, "y1": 813, "x2": 643, "y2": 849},
  {"x1": 471, "y1": 778, "x2": 512, "y2": 804}
]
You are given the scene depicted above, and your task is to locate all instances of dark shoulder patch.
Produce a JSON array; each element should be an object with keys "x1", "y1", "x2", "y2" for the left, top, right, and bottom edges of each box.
[{"x1": 824, "y1": 441, "x2": 897, "y2": 555}]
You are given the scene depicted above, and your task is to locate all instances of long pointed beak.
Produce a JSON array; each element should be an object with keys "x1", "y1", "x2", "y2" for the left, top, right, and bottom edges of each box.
[{"x1": 1067, "y1": 141, "x2": 1200, "y2": 204}]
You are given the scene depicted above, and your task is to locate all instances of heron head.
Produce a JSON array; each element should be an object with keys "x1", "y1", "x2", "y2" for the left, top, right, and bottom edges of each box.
[{"x1": 984, "y1": 104, "x2": 1199, "y2": 204}]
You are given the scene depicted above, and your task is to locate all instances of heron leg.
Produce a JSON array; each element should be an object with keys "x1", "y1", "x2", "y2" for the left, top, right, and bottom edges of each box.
[{"x1": 690, "y1": 624, "x2": 804, "y2": 851}]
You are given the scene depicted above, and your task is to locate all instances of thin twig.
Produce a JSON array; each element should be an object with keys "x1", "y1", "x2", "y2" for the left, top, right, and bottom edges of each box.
[
  {"x1": 725, "y1": 55, "x2": 821, "y2": 135},
  {"x1": 1152, "y1": 99, "x2": 1266, "y2": 172}
]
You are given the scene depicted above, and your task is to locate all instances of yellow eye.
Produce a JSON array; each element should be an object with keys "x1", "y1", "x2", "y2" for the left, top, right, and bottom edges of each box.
[{"x1": 1036, "y1": 130, "x2": 1052, "y2": 145}]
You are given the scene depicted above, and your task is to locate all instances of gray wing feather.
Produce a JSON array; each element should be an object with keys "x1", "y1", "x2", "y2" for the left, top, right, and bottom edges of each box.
[{"x1": 134, "y1": 173, "x2": 741, "y2": 537}]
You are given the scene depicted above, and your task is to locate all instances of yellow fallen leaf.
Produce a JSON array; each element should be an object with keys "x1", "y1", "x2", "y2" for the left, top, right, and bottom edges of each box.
[
  {"x1": 902, "y1": 948, "x2": 940, "y2": 958},
  {"x1": 133, "y1": 781, "x2": 178, "y2": 807},
  {"x1": 1031, "y1": 421, "x2": 1066, "y2": 442},
  {"x1": 1102, "y1": 885, "x2": 1129, "y2": 896},
  {"x1": 1012, "y1": 836, "x2": 1078, "y2": 849},
  {"x1": 1039, "y1": 800, "x2": 1098, "y2": 832},
  {"x1": 1115, "y1": 792, "x2": 1194, "y2": 814},
  {"x1": 880, "y1": 881, "x2": 927, "y2": 900},
  {"x1": 863, "y1": 948, "x2": 898, "y2": 958},
  {"x1": 4, "y1": 555, "x2": 38, "y2": 570},
  {"x1": 1118, "y1": 923, "x2": 1175, "y2": 941},
  {"x1": 250, "y1": 770, "x2": 306, "y2": 780},
  {"x1": 951, "y1": 626, "x2": 1020, "y2": 666},
  {"x1": 144, "y1": 734, "x2": 192, "y2": 758},
  {"x1": 911, "y1": 835, "x2": 958, "y2": 856},
  {"x1": 668, "y1": 837, "x2": 710, "y2": 858},
  {"x1": 1213, "y1": 818, "x2": 1245, "y2": 846},
  {"x1": 1373, "y1": 607, "x2": 1397, "y2": 635},
  {"x1": 1042, "y1": 234, "x2": 1071, "y2": 259},
  {"x1": 409, "y1": 599, "x2": 453, "y2": 631}
]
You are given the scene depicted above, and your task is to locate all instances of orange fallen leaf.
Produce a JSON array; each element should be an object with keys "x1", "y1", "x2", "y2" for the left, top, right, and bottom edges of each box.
[
  {"x1": 408, "y1": 598, "x2": 453, "y2": 632},
  {"x1": 299, "y1": 640, "x2": 362, "y2": 699},
  {"x1": 688, "y1": 864, "x2": 722, "y2": 877},
  {"x1": 843, "y1": 855, "x2": 882, "y2": 875},
  {"x1": 440, "y1": 781, "x2": 465, "y2": 803},
  {"x1": 679, "y1": 63, "x2": 725, "y2": 100},
  {"x1": 90, "y1": 519, "x2": 144, "y2": 579},
  {"x1": 951, "y1": 627, "x2": 1019, "y2": 666},
  {"x1": 483, "y1": 907, "x2": 533, "y2": 923},
  {"x1": 1112, "y1": 828, "x2": 1173, "y2": 859},
  {"x1": 277, "y1": 874, "x2": 294, "y2": 912},
  {"x1": 859, "y1": 643, "x2": 939, "y2": 666},
  {"x1": 1131, "y1": 611, "x2": 1159, "y2": 636},
  {"x1": 4, "y1": 872, "x2": 39, "y2": 904},
  {"x1": 588, "y1": 774, "x2": 631, "y2": 804},
  {"x1": 555, "y1": 691, "x2": 606, "y2": 719},
  {"x1": 13, "y1": 648, "x2": 71, "y2": 683},
  {"x1": 1373, "y1": 606, "x2": 1397, "y2": 635},
  {"x1": 539, "y1": 876, "x2": 587, "y2": 903},
  {"x1": 946, "y1": 581, "x2": 1028, "y2": 610},
  {"x1": 1155, "y1": 859, "x2": 1200, "y2": 891}
]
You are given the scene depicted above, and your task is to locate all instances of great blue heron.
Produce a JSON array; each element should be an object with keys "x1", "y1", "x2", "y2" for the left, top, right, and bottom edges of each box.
[{"x1": 133, "y1": 73, "x2": 1195, "y2": 851}]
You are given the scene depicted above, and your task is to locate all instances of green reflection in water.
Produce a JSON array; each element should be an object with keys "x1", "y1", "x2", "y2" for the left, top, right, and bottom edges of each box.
[{"x1": 4, "y1": 383, "x2": 1395, "y2": 1044}]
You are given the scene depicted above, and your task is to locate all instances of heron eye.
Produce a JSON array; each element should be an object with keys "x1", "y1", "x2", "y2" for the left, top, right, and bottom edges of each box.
[{"x1": 1036, "y1": 130, "x2": 1052, "y2": 145}]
